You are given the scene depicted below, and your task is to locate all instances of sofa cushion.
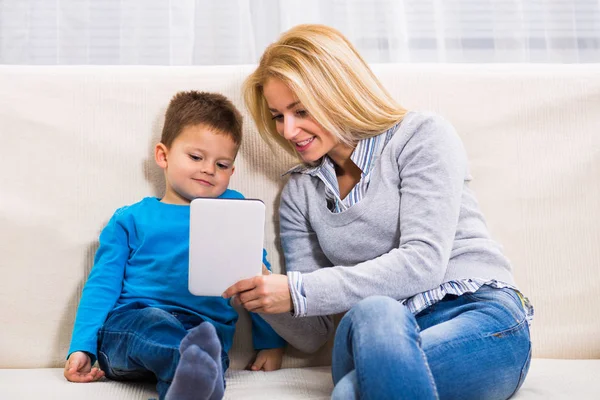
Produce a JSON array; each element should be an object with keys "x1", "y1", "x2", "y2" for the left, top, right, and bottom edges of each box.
[{"x1": 2, "y1": 359, "x2": 600, "y2": 399}]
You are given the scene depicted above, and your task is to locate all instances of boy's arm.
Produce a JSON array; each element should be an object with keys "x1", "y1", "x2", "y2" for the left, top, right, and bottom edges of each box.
[{"x1": 67, "y1": 210, "x2": 130, "y2": 365}]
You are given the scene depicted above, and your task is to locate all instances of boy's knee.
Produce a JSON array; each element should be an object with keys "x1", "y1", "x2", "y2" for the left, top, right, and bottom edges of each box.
[{"x1": 136, "y1": 307, "x2": 180, "y2": 327}]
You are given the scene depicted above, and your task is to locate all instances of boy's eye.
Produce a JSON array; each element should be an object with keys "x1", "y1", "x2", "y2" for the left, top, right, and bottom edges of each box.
[
  {"x1": 217, "y1": 163, "x2": 230, "y2": 170},
  {"x1": 189, "y1": 154, "x2": 202, "y2": 161}
]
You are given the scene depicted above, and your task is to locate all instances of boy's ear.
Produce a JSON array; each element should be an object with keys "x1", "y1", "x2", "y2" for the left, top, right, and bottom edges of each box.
[{"x1": 155, "y1": 143, "x2": 169, "y2": 169}]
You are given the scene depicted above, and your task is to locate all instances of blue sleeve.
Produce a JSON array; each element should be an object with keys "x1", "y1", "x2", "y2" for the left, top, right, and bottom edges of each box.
[
  {"x1": 67, "y1": 209, "x2": 130, "y2": 364},
  {"x1": 249, "y1": 249, "x2": 286, "y2": 349}
]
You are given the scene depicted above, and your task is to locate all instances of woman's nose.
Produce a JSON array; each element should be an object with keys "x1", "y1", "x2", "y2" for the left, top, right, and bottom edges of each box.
[{"x1": 283, "y1": 117, "x2": 299, "y2": 140}]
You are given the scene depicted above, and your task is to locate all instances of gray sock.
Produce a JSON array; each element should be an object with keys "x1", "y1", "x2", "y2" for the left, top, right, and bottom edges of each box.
[
  {"x1": 180, "y1": 322, "x2": 225, "y2": 400},
  {"x1": 165, "y1": 344, "x2": 217, "y2": 400}
]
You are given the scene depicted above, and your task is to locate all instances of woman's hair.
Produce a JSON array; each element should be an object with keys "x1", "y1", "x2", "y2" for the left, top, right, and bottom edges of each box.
[{"x1": 243, "y1": 24, "x2": 407, "y2": 156}]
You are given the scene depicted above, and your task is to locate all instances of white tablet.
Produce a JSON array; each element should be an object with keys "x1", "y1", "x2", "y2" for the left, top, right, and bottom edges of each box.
[{"x1": 189, "y1": 197, "x2": 265, "y2": 296}]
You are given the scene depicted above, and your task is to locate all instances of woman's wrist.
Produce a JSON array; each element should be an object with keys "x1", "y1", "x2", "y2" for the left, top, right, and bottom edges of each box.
[{"x1": 287, "y1": 271, "x2": 308, "y2": 317}]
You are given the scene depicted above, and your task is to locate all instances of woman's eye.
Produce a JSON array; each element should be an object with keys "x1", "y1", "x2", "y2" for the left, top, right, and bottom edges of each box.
[
  {"x1": 271, "y1": 114, "x2": 283, "y2": 121},
  {"x1": 296, "y1": 109, "x2": 308, "y2": 117},
  {"x1": 189, "y1": 154, "x2": 202, "y2": 161}
]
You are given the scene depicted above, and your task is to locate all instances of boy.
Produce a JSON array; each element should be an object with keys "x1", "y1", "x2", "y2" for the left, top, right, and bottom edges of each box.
[{"x1": 64, "y1": 91, "x2": 286, "y2": 400}]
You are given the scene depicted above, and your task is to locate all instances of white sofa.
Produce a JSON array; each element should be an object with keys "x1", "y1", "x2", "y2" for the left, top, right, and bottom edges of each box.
[{"x1": 1, "y1": 64, "x2": 599, "y2": 399}]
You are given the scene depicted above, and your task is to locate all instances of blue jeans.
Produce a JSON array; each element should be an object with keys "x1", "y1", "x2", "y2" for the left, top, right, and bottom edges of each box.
[
  {"x1": 97, "y1": 303, "x2": 229, "y2": 400},
  {"x1": 331, "y1": 286, "x2": 531, "y2": 400}
]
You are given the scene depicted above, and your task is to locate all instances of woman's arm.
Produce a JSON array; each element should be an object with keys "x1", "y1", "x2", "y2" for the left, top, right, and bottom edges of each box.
[
  {"x1": 224, "y1": 115, "x2": 466, "y2": 344},
  {"x1": 223, "y1": 180, "x2": 334, "y2": 353},
  {"x1": 296, "y1": 115, "x2": 468, "y2": 316}
]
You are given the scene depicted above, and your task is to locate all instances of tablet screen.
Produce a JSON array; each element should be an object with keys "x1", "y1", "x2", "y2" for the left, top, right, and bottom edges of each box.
[{"x1": 189, "y1": 198, "x2": 265, "y2": 296}]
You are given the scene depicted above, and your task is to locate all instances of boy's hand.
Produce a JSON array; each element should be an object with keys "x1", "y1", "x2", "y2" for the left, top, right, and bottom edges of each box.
[
  {"x1": 247, "y1": 347, "x2": 284, "y2": 372},
  {"x1": 262, "y1": 263, "x2": 271, "y2": 275},
  {"x1": 64, "y1": 351, "x2": 105, "y2": 382}
]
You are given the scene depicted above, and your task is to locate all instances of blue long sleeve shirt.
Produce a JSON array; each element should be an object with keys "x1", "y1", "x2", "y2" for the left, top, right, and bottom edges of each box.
[{"x1": 68, "y1": 191, "x2": 285, "y2": 363}]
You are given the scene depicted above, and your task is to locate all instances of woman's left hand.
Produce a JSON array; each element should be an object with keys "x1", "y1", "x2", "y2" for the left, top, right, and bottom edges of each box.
[{"x1": 222, "y1": 273, "x2": 292, "y2": 314}]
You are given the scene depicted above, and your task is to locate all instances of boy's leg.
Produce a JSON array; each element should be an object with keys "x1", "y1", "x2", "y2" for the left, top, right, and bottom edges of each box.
[
  {"x1": 98, "y1": 306, "x2": 188, "y2": 399},
  {"x1": 165, "y1": 344, "x2": 218, "y2": 400},
  {"x1": 179, "y1": 321, "x2": 225, "y2": 400}
]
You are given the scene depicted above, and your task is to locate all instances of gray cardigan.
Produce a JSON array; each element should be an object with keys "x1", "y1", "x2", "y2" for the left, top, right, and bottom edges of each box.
[{"x1": 260, "y1": 112, "x2": 514, "y2": 353}]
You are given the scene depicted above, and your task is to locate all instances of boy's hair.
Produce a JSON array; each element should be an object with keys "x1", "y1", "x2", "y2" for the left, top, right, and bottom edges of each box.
[
  {"x1": 243, "y1": 24, "x2": 407, "y2": 157},
  {"x1": 161, "y1": 91, "x2": 243, "y2": 149}
]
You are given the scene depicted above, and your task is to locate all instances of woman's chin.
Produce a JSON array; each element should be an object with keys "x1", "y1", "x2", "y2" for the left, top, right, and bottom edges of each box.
[{"x1": 298, "y1": 151, "x2": 321, "y2": 164}]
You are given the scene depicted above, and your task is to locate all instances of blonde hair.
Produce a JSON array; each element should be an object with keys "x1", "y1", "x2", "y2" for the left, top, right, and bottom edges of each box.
[{"x1": 243, "y1": 24, "x2": 407, "y2": 157}]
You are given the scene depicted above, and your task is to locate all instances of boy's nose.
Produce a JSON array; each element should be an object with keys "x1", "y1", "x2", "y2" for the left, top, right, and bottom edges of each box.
[{"x1": 201, "y1": 162, "x2": 215, "y2": 175}]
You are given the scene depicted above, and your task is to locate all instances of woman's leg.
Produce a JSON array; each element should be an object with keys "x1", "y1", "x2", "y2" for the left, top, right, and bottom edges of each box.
[
  {"x1": 418, "y1": 287, "x2": 531, "y2": 400},
  {"x1": 331, "y1": 370, "x2": 359, "y2": 400},
  {"x1": 332, "y1": 295, "x2": 438, "y2": 400},
  {"x1": 332, "y1": 288, "x2": 531, "y2": 400}
]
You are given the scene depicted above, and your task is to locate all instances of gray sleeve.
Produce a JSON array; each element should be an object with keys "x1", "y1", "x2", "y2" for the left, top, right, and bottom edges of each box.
[
  {"x1": 298, "y1": 116, "x2": 469, "y2": 316},
  {"x1": 256, "y1": 311, "x2": 332, "y2": 354},
  {"x1": 258, "y1": 178, "x2": 334, "y2": 353}
]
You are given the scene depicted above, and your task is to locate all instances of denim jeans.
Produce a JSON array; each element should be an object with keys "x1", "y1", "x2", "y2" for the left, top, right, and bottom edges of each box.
[
  {"x1": 331, "y1": 286, "x2": 531, "y2": 400},
  {"x1": 97, "y1": 303, "x2": 229, "y2": 400}
]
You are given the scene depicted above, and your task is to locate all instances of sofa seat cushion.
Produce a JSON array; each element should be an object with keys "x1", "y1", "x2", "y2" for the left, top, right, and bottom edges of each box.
[
  {"x1": 1, "y1": 359, "x2": 599, "y2": 399},
  {"x1": 0, "y1": 366, "x2": 334, "y2": 399}
]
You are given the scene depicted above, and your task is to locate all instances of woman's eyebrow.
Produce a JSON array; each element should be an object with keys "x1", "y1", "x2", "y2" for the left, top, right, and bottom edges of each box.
[{"x1": 269, "y1": 101, "x2": 301, "y2": 112}]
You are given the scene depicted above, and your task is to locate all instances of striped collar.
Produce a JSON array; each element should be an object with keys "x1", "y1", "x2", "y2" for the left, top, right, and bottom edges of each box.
[{"x1": 284, "y1": 124, "x2": 399, "y2": 177}]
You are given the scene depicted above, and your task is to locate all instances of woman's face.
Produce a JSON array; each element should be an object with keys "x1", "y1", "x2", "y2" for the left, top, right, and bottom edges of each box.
[{"x1": 262, "y1": 78, "x2": 341, "y2": 164}]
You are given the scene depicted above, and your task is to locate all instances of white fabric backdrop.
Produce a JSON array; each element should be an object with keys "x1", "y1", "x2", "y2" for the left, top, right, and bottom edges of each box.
[{"x1": 1, "y1": 0, "x2": 599, "y2": 65}]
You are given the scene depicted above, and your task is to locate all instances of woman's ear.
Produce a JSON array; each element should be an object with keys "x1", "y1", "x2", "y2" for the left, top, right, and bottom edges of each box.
[{"x1": 155, "y1": 143, "x2": 169, "y2": 169}]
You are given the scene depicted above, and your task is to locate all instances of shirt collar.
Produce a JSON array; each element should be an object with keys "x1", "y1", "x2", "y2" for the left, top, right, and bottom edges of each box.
[{"x1": 283, "y1": 124, "x2": 399, "y2": 177}]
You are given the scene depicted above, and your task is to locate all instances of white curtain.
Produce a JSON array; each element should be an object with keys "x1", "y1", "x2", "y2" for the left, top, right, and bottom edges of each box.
[{"x1": 1, "y1": 0, "x2": 599, "y2": 65}]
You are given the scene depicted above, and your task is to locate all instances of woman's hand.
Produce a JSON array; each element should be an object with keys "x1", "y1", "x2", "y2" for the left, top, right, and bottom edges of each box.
[
  {"x1": 64, "y1": 351, "x2": 105, "y2": 382},
  {"x1": 222, "y1": 273, "x2": 292, "y2": 314}
]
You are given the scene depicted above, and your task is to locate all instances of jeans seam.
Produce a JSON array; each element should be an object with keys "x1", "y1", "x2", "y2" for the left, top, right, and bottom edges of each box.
[
  {"x1": 508, "y1": 339, "x2": 532, "y2": 398},
  {"x1": 99, "y1": 329, "x2": 180, "y2": 352},
  {"x1": 414, "y1": 325, "x2": 440, "y2": 400}
]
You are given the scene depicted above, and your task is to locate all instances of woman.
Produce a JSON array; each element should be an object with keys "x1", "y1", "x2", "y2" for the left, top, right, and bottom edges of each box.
[{"x1": 223, "y1": 24, "x2": 532, "y2": 400}]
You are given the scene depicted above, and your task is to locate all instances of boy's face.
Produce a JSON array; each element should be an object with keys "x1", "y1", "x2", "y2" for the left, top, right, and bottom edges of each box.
[{"x1": 155, "y1": 124, "x2": 237, "y2": 204}]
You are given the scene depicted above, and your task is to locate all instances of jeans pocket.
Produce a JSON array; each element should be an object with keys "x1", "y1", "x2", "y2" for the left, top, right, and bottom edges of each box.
[
  {"x1": 98, "y1": 350, "x2": 153, "y2": 381},
  {"x1": 464, "y1": 287, "x2": 527, "y2": 328}
]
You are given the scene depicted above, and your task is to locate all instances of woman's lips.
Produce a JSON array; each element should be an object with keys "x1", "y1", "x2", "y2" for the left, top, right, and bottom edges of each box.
[{"x1": 295, "y1": 137, "x2": 315, "y2": 152}]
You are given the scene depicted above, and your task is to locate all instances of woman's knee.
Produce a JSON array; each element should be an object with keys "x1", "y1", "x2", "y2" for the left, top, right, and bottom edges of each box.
[
  {"x1": 347, "y1": 296, "x2": 410, "y2": 320},
  {"x1": 340, "y1": 296, "x2": 416, "y2": 335}
]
